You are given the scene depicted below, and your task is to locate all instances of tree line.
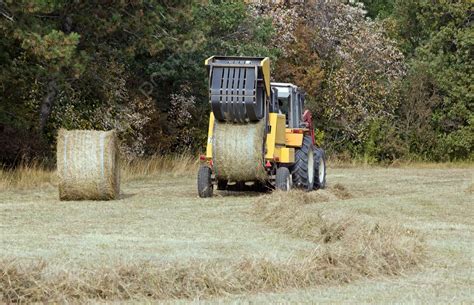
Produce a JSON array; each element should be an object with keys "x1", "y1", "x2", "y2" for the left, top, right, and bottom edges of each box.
[{"x1": 0, "y1": 0, "x2": 472, "y2": 166}]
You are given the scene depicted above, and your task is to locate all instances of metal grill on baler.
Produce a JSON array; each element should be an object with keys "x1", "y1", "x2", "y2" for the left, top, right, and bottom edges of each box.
[{"x1": 207, "y1": 57, "x2": 266, "y2": 123}]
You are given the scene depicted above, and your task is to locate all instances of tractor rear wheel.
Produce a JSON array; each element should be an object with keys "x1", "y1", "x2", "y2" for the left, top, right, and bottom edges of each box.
[
  {"x1": 314, "y1": 148, "x2": 327, "y2": 190},
  {"x1": 292, "y1": 135, "x2": 315, "y2": 191},
  {"x1": 197, "y1": 165, "x2": 213, "y2": 198},
  {"x1": 276, "y1": 167, "x2": 292, "y2": 191}
]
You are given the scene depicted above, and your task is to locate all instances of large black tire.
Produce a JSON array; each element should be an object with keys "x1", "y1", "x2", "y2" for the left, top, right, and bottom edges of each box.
[
  {"x1": 275, "y1": 167, "x2": 292, "y2": 191},
  {"x1": 313, "y1": 148, "x2": 327, "y2": 190},
  {"x1": 197, "y1": 165, "x2": 213, "y2": 198},
  {"x1": 291, "y1": 135, "x2": 315, "y2": 191}
]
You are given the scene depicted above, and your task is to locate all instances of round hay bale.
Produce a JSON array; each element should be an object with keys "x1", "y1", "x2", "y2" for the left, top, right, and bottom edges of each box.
[
  {"x1": 213, "y1": 120, "x2": 267, "y2": 182},
  {"x1": 57, "y1": 129, "x2": 120, "y2": 201}
]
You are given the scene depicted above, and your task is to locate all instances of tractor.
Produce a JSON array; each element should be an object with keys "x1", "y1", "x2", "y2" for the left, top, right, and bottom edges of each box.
[{"x1": 198, "y1": 56, "x2": 326, "y2": 197}]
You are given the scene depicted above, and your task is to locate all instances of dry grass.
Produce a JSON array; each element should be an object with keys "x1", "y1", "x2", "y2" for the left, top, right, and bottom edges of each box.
[
  {"x1": 327, "y1": 155, "x2": 474, "y2": 169},
  {"x1": 0, "y1": 187, "x2": 425, "y2": 302},
  {"x1": 254, "y1": 190, "x2": 425, "y2": 271},
  {"x1": 2, "y1": 156, "x2": 469, "y2": 191},
  {"x1": 329, "y1": 183, "x2": 353, "y2": 199},
  {"x1": 0, "y1": 251, "x2": 415, "y2": 303},
  {"x1": 121, "y1": 153, "x2": 198, "y2": 181},
  {"x1": 0, "y1": 154, "x2": 198, "y2": 191},
  {"x1": 0, "y1": 161, "x2": 55, "y2": 191},
  {"x1": 1, "y1": 163, "x2": 472, "y2": 303},
  {"x1": 1, "y1": 230, "x2": 423, "y2": 303}
]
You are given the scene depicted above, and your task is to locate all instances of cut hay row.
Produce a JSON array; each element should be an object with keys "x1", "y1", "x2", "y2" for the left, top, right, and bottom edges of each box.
[
  {"x1": 0, "y1": 190, "x2": 425, "y2": 303},
  {"x1": 57, "y1": 129, "x2": 120, "y2": 200},
  {"x1": 0, "y1": 241, "x2": 423, "y2": 304},
  {"x1": 253, "y1": 190, "x2": 426, "y2": 274}
]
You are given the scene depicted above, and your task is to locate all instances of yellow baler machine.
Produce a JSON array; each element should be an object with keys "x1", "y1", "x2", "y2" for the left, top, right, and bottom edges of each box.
[{"x1": 198, "y1": 56, "x2": 326, "y2": 197}]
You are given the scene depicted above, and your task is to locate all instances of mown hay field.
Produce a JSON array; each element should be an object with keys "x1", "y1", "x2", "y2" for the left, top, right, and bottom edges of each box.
[{"x1": 0, "y1": 163, "x2": 473, "y2": 303}]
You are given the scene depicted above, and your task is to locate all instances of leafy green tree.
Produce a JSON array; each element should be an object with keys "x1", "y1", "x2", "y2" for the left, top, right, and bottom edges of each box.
[
  {"x1": 144, "y1": 0, "x2": 277, "y2": 153},
  {"x1": 0, "y1": 0, "x2": 193, "y2": 161},
  {"x1": 0, "y1": 0, "x2": 276, "y2": 163},
  {"x1": 258, "y1": 1, "x2": 406, "y2": 160},
  {"x1": 358, "y1": 0, "x2": 394, "y2": 19},
  {"x1": 392, "y1": 0, "x2": 473, "y2": 160},
  {"x1": 1, "y1": 0, "x2": 84, "y2": 163}
]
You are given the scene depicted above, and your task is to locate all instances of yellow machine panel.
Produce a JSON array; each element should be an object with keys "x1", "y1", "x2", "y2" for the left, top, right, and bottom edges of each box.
[
  {"x1": 285, "y1": 130, "x2": 304, "y2": 147},
  {"x1": 265, "y1": 113, "x2": 287, "y2": 160},
  {"x1": 260, "y1": 57, "x2": 271, "y2": 97},
  {"x1": 204, "y1": 56, "x2": 214, "y2": 65},
  {"x1": 205, "y1": 112, "x2": 215, "y2": 158},
  {"x1": 274, "y1": 147, "x2": 295, "y2": 163},
  {"x1": 275, "y1": 115, "x2": 286, "y2": 145}
]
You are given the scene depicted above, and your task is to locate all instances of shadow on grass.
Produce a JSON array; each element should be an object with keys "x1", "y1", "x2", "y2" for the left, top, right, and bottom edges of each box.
[
  {"x1": 217, "y1": 191, "x2": 264, "y2": 197},
  {"x1": 120, "y1": 193, "x2": 137, "y2": 200}
]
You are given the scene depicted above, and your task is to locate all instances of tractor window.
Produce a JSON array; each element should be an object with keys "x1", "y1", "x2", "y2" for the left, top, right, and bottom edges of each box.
[
  {"x1": 275, "y1": 86, "x2": 291, "y2": 126},
  {"x1": 278, "y1": 98, "x2": 289, "y2": 115},
  {"x1": 278, "y1": 98, "x2": 290, "y2": 126}
]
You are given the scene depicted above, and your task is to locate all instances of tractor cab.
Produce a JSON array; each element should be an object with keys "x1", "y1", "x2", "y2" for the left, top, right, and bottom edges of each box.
[{"x1": 270, "y1": 82, "x2": 305, "y2": 128}]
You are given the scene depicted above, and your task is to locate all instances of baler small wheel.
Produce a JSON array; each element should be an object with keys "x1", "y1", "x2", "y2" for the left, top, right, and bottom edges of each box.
[
  {"x1": 276, "y1": 167, "x2": 292, "y2": 191},
  {"x1": 197, "y1": 165, "x2": 213, "y2": 198},
  {"x1": 314, "y1": 148, "x2": 327, "y2": 190}
]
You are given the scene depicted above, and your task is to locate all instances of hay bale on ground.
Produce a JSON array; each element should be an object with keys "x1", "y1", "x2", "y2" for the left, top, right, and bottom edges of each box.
[{"x1": 57, "y1": 129, "x2": 120, "y2": 200}]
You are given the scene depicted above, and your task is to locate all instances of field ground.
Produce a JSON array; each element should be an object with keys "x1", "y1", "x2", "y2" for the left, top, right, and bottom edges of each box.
[{"x1": 1, "y1": 165, "x2": 473, "y2": 303}]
